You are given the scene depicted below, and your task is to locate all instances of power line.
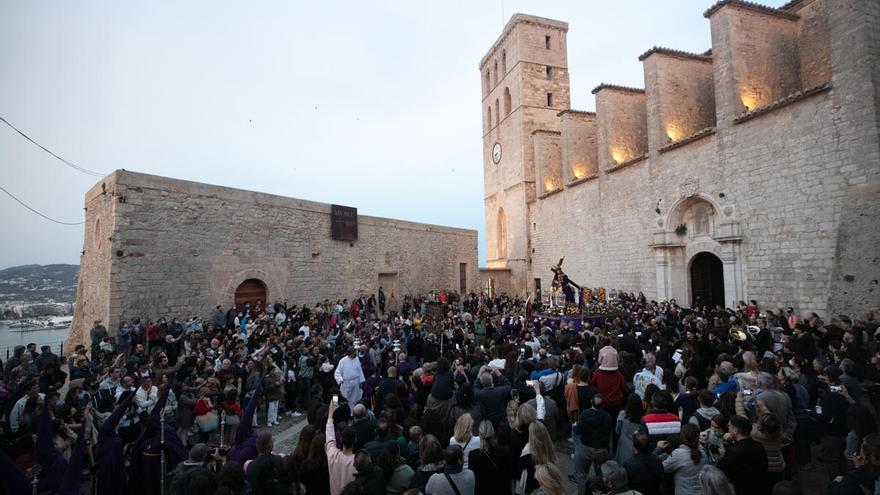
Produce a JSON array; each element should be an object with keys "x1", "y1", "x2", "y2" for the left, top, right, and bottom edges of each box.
[
  {"x1": 0, "y1": 185, "x2": 84, "y2": 225},
  {"x1": 0, "y1": 116, "x2": 105, "y2": 177}
]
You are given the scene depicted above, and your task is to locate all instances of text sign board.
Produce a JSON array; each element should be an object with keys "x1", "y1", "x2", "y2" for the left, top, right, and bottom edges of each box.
[{"x1": 331, "y1": 204, "x2": 358, "y2": 241}]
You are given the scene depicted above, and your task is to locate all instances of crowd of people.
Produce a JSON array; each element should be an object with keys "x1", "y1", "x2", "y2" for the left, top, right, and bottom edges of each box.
[{"x1": 0, "y1": 288, "x2": 878, "y2": 495}]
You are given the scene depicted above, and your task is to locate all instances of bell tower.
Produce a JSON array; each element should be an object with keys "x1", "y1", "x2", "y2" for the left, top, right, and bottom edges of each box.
[{"x1": 480, "y1": 14, "x2": 570, "y2": 295}]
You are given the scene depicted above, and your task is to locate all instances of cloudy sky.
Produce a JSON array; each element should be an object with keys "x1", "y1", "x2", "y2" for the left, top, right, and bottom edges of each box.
[{"x1": 0, "y1": 0, "x2": 786, "y2": 269}]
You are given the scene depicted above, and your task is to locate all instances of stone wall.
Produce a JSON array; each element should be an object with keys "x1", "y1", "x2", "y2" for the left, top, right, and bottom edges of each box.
[
  {"x1": 641, "y1": 49, "x2": 715, "y2": 151},
  {"x1": 68, "y1": 171, "x2": 478, "y2": 349},
  {"x1": 593, "y1": 86, "x2": 648, "y2": 171},
  {"x1": 559, "y1": 111, "x2": 597, "y2": 183},
  {"x1": 533, "y1": 130, "x2": 562, "y2": 196}
]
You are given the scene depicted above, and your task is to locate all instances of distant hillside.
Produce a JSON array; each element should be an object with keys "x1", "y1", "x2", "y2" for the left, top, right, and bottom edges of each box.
[{"x1": 0, "y1": 264, "x2": 79, "y2": 303}]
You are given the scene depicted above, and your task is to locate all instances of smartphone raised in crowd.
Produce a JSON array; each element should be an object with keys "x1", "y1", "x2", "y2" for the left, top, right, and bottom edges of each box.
[{"x1": 332, "y1": 395, "x2": 339, "y2": 407}]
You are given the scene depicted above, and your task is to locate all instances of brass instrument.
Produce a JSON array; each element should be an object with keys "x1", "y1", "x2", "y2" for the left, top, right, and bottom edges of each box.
[
  {"x1": 730, "y1": 325, "x2": 761, "y2": 342},
  {"x1": 729, "y1": 327, "x2": 748, "y2": 342}
]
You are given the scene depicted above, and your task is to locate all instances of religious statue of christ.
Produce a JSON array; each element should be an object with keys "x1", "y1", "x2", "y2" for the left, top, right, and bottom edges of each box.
[{"x1": 549, "y1": 257, "x2": 582, "y2": 306}]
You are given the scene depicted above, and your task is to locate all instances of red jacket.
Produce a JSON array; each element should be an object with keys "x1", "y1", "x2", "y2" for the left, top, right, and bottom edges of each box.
[{"x1": 590, "y1": 369, "x2": 627, "y2": 408}]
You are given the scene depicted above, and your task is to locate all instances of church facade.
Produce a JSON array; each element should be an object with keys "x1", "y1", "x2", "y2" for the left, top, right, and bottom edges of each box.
[{"x1": 479, "y1": 0, "x2": 880, "y2": 317}]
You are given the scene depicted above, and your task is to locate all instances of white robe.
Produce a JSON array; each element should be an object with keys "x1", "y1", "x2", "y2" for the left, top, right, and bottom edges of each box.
[{"x1": 334, "y1": 356, "x2": 365, "y2": 405}]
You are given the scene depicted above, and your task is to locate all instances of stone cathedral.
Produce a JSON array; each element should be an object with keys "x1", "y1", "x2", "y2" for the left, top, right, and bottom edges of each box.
[{"x1": 478, "y1": 0, "x2": 880, "y2": 317}]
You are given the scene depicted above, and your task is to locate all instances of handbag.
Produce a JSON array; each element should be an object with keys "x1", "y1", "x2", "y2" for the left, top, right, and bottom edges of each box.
[{"x1": 196, "y1": 411, "x2": 219, "y2": 432}]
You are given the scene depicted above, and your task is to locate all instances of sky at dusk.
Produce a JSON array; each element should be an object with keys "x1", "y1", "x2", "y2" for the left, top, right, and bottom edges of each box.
[{"x1": 0, "y1": 0, "x2": 787, "y2": 268}]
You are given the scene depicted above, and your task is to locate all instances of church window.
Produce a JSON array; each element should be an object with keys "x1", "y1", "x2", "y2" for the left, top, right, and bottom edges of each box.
[
  {"x1": 545, "y1": 35, "x2": 551, "y2": 49},
  {"x1": 487, "y1": 106, "x2": 492, "y2": 130},
  {"x1": 501, "y1": 50, "x2": 507, "y2": 75},
  {"x1": 485, "y1": 70, "x2": 490, "y2": 93},
  {"x1": 497, "y1": 208, "x2": 508, "y2": 259},
  {"x1": 546, "y1": 66, "x2": 552, "y2": 80},
  {"x1": 494, "y1": 60, "x2": 498, "y2": 85},
  {"x1": 546, "y1": 93, "x2": 553, "y2": 107},
  {"x1": 503, "y1": 87, "x2": 511, "y2": 115},
  {"x1": 495, "y1": 98, "x2": 500, "y2": 123}
]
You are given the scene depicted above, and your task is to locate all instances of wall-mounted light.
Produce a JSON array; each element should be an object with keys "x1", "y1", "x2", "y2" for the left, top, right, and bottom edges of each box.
[
  {"x1": 665, "y1": 124, "x2": 682, "y2": 142},
  {"x1": 572, "y1": 164, "x2": 587, "y2": 180},
  {"x1": 611, "y1": 148, "x2": 627, "y2": 165},
  {"x1": 739, "y1": 84, "x2": 764, "y2": 112},
  {"x1": 544, "y1": 178, "x2": 559, "y2": 192}
]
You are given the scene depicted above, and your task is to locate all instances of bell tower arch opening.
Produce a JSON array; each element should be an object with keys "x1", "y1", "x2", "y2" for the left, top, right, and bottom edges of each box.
[
  {"x1": 690, "y1": 252, "x2": 724, "y2": 309},
  {"x1": 234, "y1": 278, "x2": 267, "y2": 307}
]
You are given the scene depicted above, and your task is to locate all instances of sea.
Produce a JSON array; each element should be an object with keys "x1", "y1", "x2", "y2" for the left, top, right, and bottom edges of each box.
[{"x1": 0, "y1": 320, "x2": 70, "y2": 360}]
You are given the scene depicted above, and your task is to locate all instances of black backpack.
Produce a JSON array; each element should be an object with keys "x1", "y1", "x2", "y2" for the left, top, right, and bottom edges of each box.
[
  {"x1": 693, "y1": 410, "x2": 712, "y2": 431},
  {"x1": 548, "y1": 372, "x2": 566, "y2": 409}
]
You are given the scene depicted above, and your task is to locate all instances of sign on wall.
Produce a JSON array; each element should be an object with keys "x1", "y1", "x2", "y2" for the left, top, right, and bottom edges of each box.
[{"x1": 331, "y1": 204, "x2": 358, "y2": 241}]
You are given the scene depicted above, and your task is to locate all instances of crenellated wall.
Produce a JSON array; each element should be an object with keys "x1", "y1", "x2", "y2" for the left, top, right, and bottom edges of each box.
[
  {"x1": 487, "y1": 0, "x2": 880, "y2": 316},
  {"x1": 533, "y1": 130, "x2": 562, "y2": 196},
  {"x1": 707, "y1": 1, "x2": 802, "y2": 123},
  {"x1": 640, "y1": 48, "x2": 716, "y2": 153},
  {"x1": 558, "y1": 110, "x2": 598, "y2": 184},
  {"x1": 593, "y1": 85, "x2": 648, "y2": 171}
]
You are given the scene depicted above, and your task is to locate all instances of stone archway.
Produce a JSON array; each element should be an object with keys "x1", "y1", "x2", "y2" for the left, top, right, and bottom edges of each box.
[
  {"x1": 220, "y1": 267, "x2": 284, "y2": 309},
  {"x1": 652, "y1": 194, "x2": 744, "y2": 307},
  {"x1": 234, "y1": 279, "x2": 267, "y2": 307}
]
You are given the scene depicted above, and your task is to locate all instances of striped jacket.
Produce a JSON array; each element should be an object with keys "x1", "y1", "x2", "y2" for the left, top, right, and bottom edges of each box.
[{"x1": 640, "y1": 411, "x2": 682, "y2": 446}]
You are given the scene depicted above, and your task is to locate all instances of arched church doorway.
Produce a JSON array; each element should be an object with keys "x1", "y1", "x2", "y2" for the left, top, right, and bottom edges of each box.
[
  {"x1": 234, "y1": 279, "x2": 267, "y2": 307},
  {"x1": 690, "y1": 252, "x2": 724, "y2": 308}
]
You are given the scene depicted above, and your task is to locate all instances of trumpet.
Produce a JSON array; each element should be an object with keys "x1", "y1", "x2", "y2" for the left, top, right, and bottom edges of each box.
[{"x1": 730, "y1": 325, "x2": 761, "y2": 342}]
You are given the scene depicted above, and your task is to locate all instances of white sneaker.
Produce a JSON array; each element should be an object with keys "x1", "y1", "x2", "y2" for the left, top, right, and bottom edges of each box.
[{"x1": 291, "y1": 411, "x2": 302, "y2": 417}]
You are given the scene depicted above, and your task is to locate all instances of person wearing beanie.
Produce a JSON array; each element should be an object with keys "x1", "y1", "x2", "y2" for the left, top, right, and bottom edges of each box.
[{"x1": 591, "y1": 345, "x2": 628, "y2": 418}]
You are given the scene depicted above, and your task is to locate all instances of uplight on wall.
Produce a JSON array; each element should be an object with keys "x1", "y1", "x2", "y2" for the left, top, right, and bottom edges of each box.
[
  {"x1": 544, "y1": 178, "x2": 559, "y2": 192},
  {"x1": 665, "y1": 124, "x2": 682, "y2": 142},
  {"x1": 739, "y1": 84, "x2": 767, "y2": 112},
  {"x1": 572, "y1": 164, "x2": 587, "y2": 180},
  {"x1": 740, "y1": 93, "x2": 758, "y2": 111},
  {"x1": 611, "y1": 148, "x2": 627, "y2": 165}
]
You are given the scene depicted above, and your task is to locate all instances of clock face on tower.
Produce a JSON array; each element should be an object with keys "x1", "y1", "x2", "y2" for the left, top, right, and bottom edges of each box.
[{"x1": 492, "y1": 142, "x2": 502, "y2": 164}]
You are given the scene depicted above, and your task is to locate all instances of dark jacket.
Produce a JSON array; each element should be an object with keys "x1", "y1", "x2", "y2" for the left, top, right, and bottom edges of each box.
[
  {"x1": 468, "y1": 445, "x2": 511, "y2": 495},
  {"x1": 364, "y1": 436, "x2": 392, "y2": 462},
  {"x1": 340, "y1": 467, "x2": 385, "y2": 495},
  {"x1": 814, "y1": 390, "x2": 850, "y2": 437},
  {"x1": 352, "y1": 418, "x2": 376, "y2": 451},
  {"x1": 474, "y1": 374, "x2": 512, "y2": 425},
  {"x1": 624, "y1": 451, "x2": 664, "y2": 495},
  {"x1": 431, "y1": 372, "x2": 455, "y2": 400},
  {"x1": 166, "y1": 461, "x2": 209, "y2": 495},
  {"x1": 376, "y1": 378, "x2": 398, "y2": 412},
  {"x1": 717, "y1": 437, "x2": 769, "y2": 495},
  {"x1": 246, "y1": 453, "x2": 284, "y2": 493},
  {"x1": 576, "y1": 407, "x2": 612, "y2": 449}
]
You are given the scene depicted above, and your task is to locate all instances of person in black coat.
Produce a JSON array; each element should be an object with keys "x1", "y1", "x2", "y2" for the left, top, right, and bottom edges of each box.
[
  {"x1": 350, "y1": 404, "x2": 376, "y2": 450},
  {"x1": 340, "y1": 451, "x2": 385, "y2": 495},
  {"x1": 246, "y1": 432, "x2": 285, "y2": 494},
  {"x1": 717, "y1": 415, "x2": 769, "y2": 495},
  {"x1": 623, "y1": 432, "x2": 663, "y2": 495},
  {"x1": 468, "y1": 420, "x2": 511, "y2": 495}
]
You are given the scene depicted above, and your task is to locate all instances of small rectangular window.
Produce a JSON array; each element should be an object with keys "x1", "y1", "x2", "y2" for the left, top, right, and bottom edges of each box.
[
  {"x1": 546, "y1": 66, "x2": 552, "y2": 80},
  {"x1": 547, "y1": 93, "x2": 553, "y2": 107},
  {"x1": 545, "y1": 35, "x2": 551, "y2": 49}
]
